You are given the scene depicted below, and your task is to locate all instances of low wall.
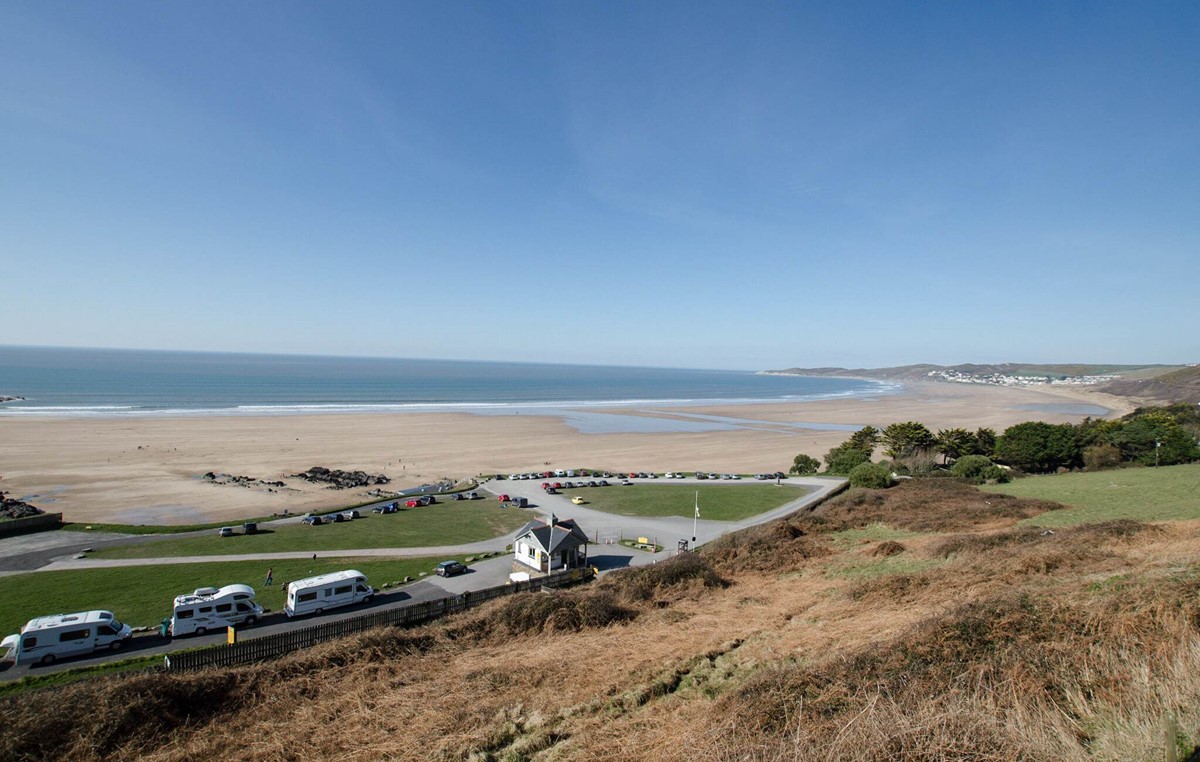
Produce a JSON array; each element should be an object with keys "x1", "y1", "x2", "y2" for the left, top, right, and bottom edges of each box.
[{"x1": 0, "y1": 512, "x2": 63, "y2": 538}]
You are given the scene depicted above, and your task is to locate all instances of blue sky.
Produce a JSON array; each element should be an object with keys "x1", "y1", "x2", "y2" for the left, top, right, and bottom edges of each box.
[{"x1": 2, "y1": 2, "x2": 1197, "y2": 370}]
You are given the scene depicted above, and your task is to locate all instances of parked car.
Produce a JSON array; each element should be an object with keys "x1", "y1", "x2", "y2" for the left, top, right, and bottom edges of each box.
[
  {"x1": 243, "y1": 522, "x2": 258, "y2": 534},
  {"x1": 451, "y1": 492, "x2": 465, "y2": 501},
  {"x1": 621, "y1": 479, "x2": 633, "y2": 486},
  {"x1": 553, "y1": 482, "x2": 563, "y2": 489},
  {"x1": 571, "y1": 496, "x2": 585, "y2": 505},
  {"x1": 696, "y1": 472, "x2": 708, "y2": 480},
  {"x1": 372, "y1": 504, "x2": 397, "y2": 514},
  {"x1": 546, "y1": 487, "x2": 558, "y2": 494},
  {"x1": 435, "y1": 560, "x2": 467, "y2": 577},
  {"x1": 675, "y1": 473, "x2": 687, "y2": 479},
  {"x1": 598, "y1": 479, "x2": 610, "y2": 487},
  {"x1": 331, "y1": 513, "x2": 347, "y2": 522},
  {"x1": 541, "y1": 482, "x2": 551, "y2": 490},
  {"x1": 587, "y1": 480, "x2": 598, "y2": 487},
  {"x1": 497, "y1": 494, "x2": 511, "y2": 503},
  {"x1": 405, "y1": 499, "x2": 420, "y2": 508},
  {"x1": 303, "y1": 515, "x2": 323, "y2": 526},
  {"x1": 419, "y1": 495, "x2": 436, "y2": 506},
  {"x1": 218, "y1": 526, "x2": 234, "y2": 537},
  {"x1": 345, "y1": 509, "x2": 361, "y2": 518},
  {"x1": 465, "y1": 491, "x2": 479, "y2": 500}
]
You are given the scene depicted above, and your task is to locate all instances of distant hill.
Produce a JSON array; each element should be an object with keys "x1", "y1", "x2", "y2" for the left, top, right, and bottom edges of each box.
[
  {"x1": 1100, "y1": 365, "x2": 1200, "y2": 404},
  {"x1": 762, "y1": 362, "x2": 1168, "y2": 382}
]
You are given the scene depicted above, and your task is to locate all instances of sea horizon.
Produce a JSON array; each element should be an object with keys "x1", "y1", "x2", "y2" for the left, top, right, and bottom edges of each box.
[{"x1": 0, "y1": 345, "x2": 899, "y2": 419}]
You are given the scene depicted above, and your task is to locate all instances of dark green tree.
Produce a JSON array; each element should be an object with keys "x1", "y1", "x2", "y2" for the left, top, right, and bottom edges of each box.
[
  {"x1": 971, "y1": 428, "x2": 997, "y2": 458},
  {"x1": 845, "y1": 425, "x2": 881, "y2": 455},
  {"x1": 881, "y1": 421, "x2": 936, "y2": 459},
  {"x1": 789, "y1": 453, "x2": 821, "y2": 475},
  {"x1": 935, "y1": 428, "x2": 975, "y2": 463},
  {"x1": 994, "y1": 421, "x2": 1082, "y2": 473},
  {"x1": 823, "y1": 446, "x2": 871, "y2": 476}
]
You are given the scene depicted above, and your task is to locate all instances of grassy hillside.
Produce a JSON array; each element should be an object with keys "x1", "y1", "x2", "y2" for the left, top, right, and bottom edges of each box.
[
  {"x1": 3, "y1": 480, "x2": 1198, "y2": 761},
  {"x1": 1102, "y1": 365, "x2": 1200, "y2": 403},
  {"x1": 981, "y1": 463, "x2": 1200, "y2": 527}
]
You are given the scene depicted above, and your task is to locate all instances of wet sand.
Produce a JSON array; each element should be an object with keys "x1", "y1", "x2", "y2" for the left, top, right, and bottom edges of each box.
[{"x1": 0, "y1": 382, "x2": 1131, "y2": 525}]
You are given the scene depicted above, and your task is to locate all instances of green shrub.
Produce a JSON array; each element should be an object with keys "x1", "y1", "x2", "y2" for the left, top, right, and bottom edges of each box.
[
  {"x1": 789, "y1": 454, "x2": 821, "y2": 475},
  {"x1": 825, "y1": 446, "x2": 872, "y2": 476},
  {"x1": 848, "y1": 462, "x2": 894, "y2": 489},
  {"x1": 1083, "y1": 443, "x2": 1122, "y2": 471}
]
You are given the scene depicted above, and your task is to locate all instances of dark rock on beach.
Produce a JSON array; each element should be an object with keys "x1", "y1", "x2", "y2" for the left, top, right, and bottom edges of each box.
[
  {"x1": 292, "y1": 466, "x2": 390, "y2": 489},
  {"x1": 0, "y1": 491, "x2": 44, "y2": 520}
]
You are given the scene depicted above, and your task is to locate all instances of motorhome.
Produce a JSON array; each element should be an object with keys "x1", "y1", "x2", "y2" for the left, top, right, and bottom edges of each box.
[
  {"x1": 2, "y1": 610, "x2": 131, "y2": 666},
  {"x1": 285, "y1": 570, "x2": 374, "y2": 618},
  {"x1": 166, "y1": 584, "x2": 264, "y2": 637}
]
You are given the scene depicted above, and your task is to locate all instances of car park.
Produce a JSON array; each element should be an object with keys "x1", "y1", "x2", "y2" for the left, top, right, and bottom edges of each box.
[{"x1": 435, "y1": 560, "x2": 467, "y2": 577}]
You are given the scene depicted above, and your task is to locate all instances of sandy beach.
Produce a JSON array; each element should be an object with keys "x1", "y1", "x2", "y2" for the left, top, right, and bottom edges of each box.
[{"x1": 0, "y1": 382, "x2": 1134, "y2": 525}]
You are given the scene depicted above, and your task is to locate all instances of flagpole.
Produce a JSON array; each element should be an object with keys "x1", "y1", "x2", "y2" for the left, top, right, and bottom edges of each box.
[{"x1": 692, "y1": 490, "x2": 698, "y2": 550}]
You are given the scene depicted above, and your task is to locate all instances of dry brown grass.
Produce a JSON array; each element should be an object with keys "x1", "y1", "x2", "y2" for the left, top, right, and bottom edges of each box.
[{"x1": 3, "y1": 482, "x2": 1199, "y2": 762}]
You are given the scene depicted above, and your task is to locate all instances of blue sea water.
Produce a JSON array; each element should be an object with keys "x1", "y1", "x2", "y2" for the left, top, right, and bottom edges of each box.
[{"x1": 0, "y1": 346, "x2": 896, "y2": 423}]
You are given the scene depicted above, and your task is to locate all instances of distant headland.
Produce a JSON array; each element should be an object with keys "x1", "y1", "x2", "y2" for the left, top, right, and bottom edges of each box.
[{"x1": 760, "y1": 363, "x2": 1200, "y2": 404}]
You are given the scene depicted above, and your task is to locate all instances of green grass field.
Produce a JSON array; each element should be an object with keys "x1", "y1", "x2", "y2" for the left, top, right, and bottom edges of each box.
[
  {"x1": 981, "y1": 463, "x2": 1200, "y2": 528},
  {"x1": 571, "y1": 483, "x2": 811, "y2": 521},
  {"x1": 92, "y1": 502, "x2": 534, "y2": 559},
  {"x1": 0, "y1": 555, "x2": 471, "y2": 636}
]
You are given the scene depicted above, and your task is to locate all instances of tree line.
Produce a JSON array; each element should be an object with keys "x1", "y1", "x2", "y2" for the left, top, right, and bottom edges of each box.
[{"x1": 789, "y1": 403, "x2": 1200, "y2": 487}]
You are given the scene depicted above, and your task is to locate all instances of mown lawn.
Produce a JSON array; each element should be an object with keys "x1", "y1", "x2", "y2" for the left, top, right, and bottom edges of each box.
[
  {"x1": 981, "y1": 463, "x2": 1200, "y2": 527},
  {"x1": 574, "y1": 484, "x2": 811, "y2": 521},
  {"x1": 0, "y1": 555, "x2": 471, "y2": 636},
  {"x1": 93, "y1": 502, "x2": 534, "y2": 559}
]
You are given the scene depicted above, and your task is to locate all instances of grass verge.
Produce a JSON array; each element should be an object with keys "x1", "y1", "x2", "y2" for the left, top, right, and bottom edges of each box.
[
  {"x1": 574, "y1": 484, "x2": 810, "y2": 521},
  {"x1": 92, "y1": 503, "x2": 535, "y2": 558}
]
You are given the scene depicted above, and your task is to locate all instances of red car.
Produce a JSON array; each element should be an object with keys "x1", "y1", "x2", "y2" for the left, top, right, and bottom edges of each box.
[
  {"x1": 405, "y1": 499, "x2": 420, "y2": 508},
  {"x1": 497, "y1": 494, "x2": 510, "y2": 503},
  {"x1": 541, "y1": 482, "x2": 551, "y2": 490},
  {"x1": 552, "y1": 482, "x2": 562, "y2": 489}
]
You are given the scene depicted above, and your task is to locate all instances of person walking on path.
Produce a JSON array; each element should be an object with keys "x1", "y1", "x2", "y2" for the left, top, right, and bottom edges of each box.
[{"x1": 265, "y1": 567, "x2": 273, "y2": 586}]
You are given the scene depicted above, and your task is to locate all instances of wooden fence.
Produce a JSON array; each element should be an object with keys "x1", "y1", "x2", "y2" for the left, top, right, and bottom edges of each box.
[{"x1": 164, "y1": 567, "x2": 593, "y2": 672}]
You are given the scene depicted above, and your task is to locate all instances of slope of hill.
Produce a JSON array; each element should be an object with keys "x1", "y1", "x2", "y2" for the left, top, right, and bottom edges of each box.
[
  {"x1": 3, "y1": 479, "x2": 1198, "y2": 761},
  {"x1": 1101, "y1": 365, "x2": 1200, "y2": 404}
]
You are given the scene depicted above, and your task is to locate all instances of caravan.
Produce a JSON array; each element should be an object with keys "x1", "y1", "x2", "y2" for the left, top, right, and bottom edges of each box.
[
  {"x1": 285, "y1": 570, "x2": 374, "y2": 618},
  {"x1": 2, "y1": 610, "x2": 131, "y2": 666},
  {"x1": 166, "y1": 584, "x2": 264, "y2": 637}
]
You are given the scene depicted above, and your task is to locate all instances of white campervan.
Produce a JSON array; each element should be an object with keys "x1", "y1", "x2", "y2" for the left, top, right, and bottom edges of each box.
[
  {"x1": 167, "y1": 584, "x2": 264, "y2": 637},
  {"x1": 285, "y1": 569, "x2": 374, "y2": 618},
  {"x1": 2, "y1": 610, "x2": 132, "y2": 666}
]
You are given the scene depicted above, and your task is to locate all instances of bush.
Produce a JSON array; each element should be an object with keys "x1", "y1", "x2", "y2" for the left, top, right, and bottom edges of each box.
[
  {"x1": 848, "y1": 462, "x2": 894, "y2": 489},
  {"x1": 790, "y1": 454, "x2": 821, "y2": 475},
  {"x1": 824, "y1": 446, "x2": 871, "y2": 476},
  {"x1": 1082, "y1": 443, "x2": 1122, "y2": 471},
  {"x1": 950, "y1": 453, "x2": 998, "y2": 482}
]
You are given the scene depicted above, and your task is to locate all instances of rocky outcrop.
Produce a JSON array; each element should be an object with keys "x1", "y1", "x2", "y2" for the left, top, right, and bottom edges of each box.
[
  {"x1": 292, "y1": 466, "x2": 390, "y2": 489},
  {"x1": 0, "y1": 491, "x2": 43, "y2": 520},
  {"x1": 202, "y1": 472, "x2": 287, "y2": 488}
]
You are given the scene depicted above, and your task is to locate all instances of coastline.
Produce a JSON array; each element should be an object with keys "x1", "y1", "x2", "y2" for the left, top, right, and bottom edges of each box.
[{"x1": 0, "y1": 381, "x2": 1132, "y2": 525}]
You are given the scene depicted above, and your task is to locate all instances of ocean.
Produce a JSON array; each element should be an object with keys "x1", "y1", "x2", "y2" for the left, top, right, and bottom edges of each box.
[{"x1": 0, "y1": 346, "x2": 896, "y2": 421}]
